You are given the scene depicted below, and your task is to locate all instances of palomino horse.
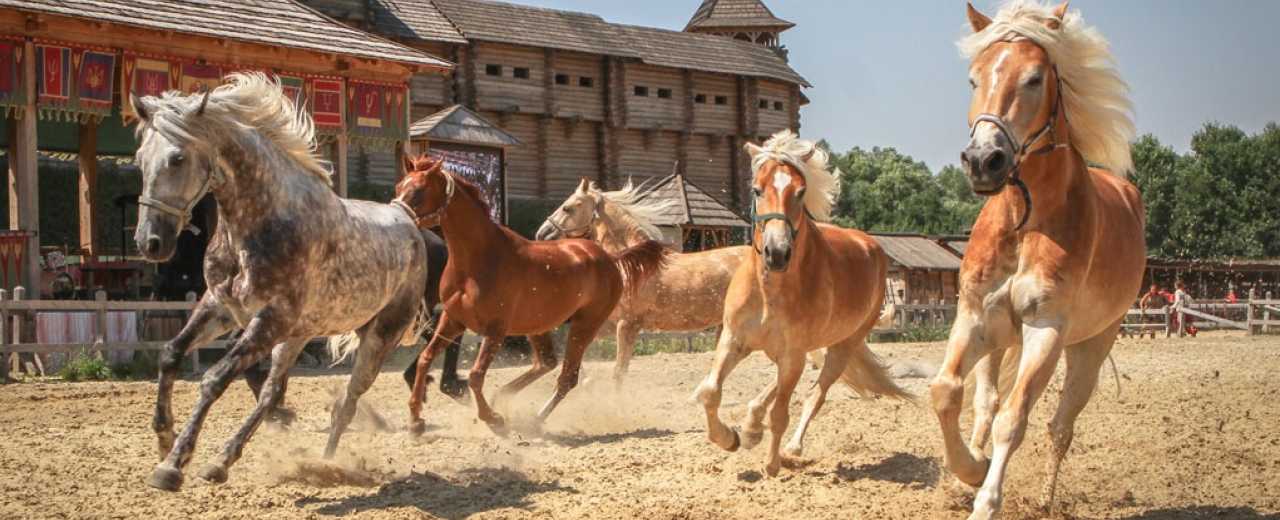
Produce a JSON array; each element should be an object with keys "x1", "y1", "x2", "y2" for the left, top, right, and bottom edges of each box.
[
  {"x1": 931, "y1": 3, "x2": 1145, "y2": 518},
  {"x1": 694, "y1": 130, "x2": 911, "y2": 476},
  {"x1": 397, "y1": 157, "x2": 668, "y2": 433},
  {"x1": 132, "y1": 73, "x2": 430, "y2": 491},
  {"x1": 536, "y1": 179, "x2": 749, "y2": 386}
]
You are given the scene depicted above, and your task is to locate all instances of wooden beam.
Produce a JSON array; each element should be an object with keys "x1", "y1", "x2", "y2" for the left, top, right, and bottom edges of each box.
[
  {"x1": 8, "y1": 41, "x2": 39, "y2": 296},
  {"x1": 78, "y1": 121, "x2": 100, "y2": 255},
  {"x1": 333, "y1": 135, "x2": 349, "y2": 197}
]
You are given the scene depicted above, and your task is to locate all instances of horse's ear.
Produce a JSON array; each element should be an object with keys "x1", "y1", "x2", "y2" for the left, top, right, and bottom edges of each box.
[
  {"x1": 967, "y1": 3, "x2": 992, "y2": 33},
  {"x1": 577, "y1": 177, "x2": 590, "y2": 193},
  {"x1": 744, "y1": 142, "x2": 765, "y2": 159},
  {"x1": 1047, "y1": 1, "x2": 1068, "y2": 29},
  {"x1": 130, "y1": 93, "x2": 151, "y2": 122},
  {"x1": 402, "y1": 153, "x2": 415, "y2": 175},
  {"x1": 195, "y1": 87, "x2": 211, "y2": 117}
]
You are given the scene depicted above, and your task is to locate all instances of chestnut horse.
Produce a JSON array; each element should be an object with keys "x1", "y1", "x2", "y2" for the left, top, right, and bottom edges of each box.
[
  {"x1": 930, "y1": 3, "x2": 1145, "y2": 518},
  {"x1": 694, "y1": 130, "x2": 910, "y2": 477},
  {"x1": 397, "y1": 157, "x2": 668, "y2": 433}
]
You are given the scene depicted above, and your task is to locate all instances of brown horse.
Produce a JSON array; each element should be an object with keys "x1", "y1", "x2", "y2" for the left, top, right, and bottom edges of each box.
[
  {"x1": 931, "y1": 3, "x2": 1146, "y2": 519},
  {"x1": 396, "y1": 157, "x2": 668, "y2": 433},
  {"x1": 695, "y1": 130, "x2": 910, "y2": 477}
]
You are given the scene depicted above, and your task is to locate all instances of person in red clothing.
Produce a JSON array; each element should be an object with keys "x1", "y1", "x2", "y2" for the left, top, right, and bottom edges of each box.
[{"x1": 1138, "y1": 284, "x2": 1174, "y2": 339}]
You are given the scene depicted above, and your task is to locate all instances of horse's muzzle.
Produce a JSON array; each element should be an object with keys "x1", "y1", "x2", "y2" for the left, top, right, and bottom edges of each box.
[
  {"x1": 134, "y1": 214, "x2": 179, "y2": 262},
  {"x1": 535, "y1": 220, "x2": 558, "y2": 241},
  {"x1": 963, "y1": 131, "x2": 1014, "y2": 195}
]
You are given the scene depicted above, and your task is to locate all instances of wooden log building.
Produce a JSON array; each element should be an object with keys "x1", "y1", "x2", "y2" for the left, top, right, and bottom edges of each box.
[{"x1": 305, "y1": 0, "x2": 809, "y2": 217}]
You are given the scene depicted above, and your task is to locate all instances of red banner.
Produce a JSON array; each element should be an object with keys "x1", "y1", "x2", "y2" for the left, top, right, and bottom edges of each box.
[
  {"x1": 310, "y1": 77, "x2": 344, "y2": 133},
  {"x1": 0, "y1": 38, "x2": 23, "y2": 115},
  {"x1": 35, "y1": 44, "x2": 71, "y2": 104},
  {"x1": 122, "y1": 54, "x2": 177, "y2": 119},
  {"x1": 180, "y1": 62, "x2": 222, "y2": 93}
]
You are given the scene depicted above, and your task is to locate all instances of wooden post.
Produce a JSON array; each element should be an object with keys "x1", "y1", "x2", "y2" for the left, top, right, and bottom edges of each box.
[
  {"x1": 186, "y1": 291, "x2": 200, "y2": 373},
  {"x1": 1267, "y1": 291, "x2": 1273, "y2": 335},
  {"x1": 78, "y1": 121, "x2": 100, "y2": 255},
  {"x1": 9, "y1": 41, "x2": 40, "y2": 298},
  {"x1": 333, "y1": 134, "x2": 349, "y2": 198},
  {"x1": 94, "y1": 289, "x2": 108, "y2": 349},
  {"x1": 1248, "y1": 288, "x2": 1256, "y2": 336},
  {"x1": 0, "y1": 289, "x2": 8, "y2": 383},
  {"x1": 11, "y1": 286, "x2": 39, "y2": 376}
]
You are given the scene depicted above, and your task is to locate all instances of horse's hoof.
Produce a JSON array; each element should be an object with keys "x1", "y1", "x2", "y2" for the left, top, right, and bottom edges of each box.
[
  {"x1": 726, "y1": 428, "x2": 741, "y2": 452},
  {"x1": 409, "y1": 419, "x2": 427, "y2": 437},
  {"x1": 440, "y1": 378, "x2": 470, "y2": 400},
  {"x1": 147, "y1": 464, "x2": 184, "y2": 492},
  {"x1": 267, "y1": 407, "x2": 296, "y2": 426},
  {"x1": 783, "y1": 443, "x2": 803, "y2": 458},
  {"x1": 197, "y1": 464, "x2": 228, "y2": 484},
  {"x1": 484, "y1": 414, "x2": 509, "y2": 437},
  {"x1": 764, "y1": 460, "x2": 781, "y2": 477},
  {"x1": 740, "y1": 427, "x2": 764, "y2": 450}
]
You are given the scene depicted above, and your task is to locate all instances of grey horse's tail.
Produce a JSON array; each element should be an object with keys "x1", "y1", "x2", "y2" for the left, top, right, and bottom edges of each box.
[{"x1": 327, "y1": 299, "x2": 433, "y2": 367}]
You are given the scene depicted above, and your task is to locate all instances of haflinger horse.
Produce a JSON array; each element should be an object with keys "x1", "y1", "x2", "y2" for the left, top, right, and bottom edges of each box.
[
  {"x1": 131, "y1": 73, "x2": 431, "y2": 491},
  {"x1": 396, "y1": 157, "x2": 669, "y2": 434},
  {"x1": 535, "y1": 179, "x2": 749, "y2": 386},
  {"x1": 694, "y1": 130, "x2": 911, "y2": 477},
  {"x1": 931, "y1": 2, "x2": 1146, "y2": 518}
]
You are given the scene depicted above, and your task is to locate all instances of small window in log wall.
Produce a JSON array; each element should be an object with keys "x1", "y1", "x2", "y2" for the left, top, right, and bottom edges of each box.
[
  {"x1": 634, "y1": 86, "x2": 649, "y2": 97},
  {"x1": 513, "y1": 67, "x2": 530, "y2": 79},
  {"x1": 485, "y1": 64, "x2": 502, "y2": 76},
  {"x1": 657, "y1": 88, "x2": 672, "y2": 99},
  {"x1": 555, "y1": 73, "x2": 569, "y2": 85},
  {"x1": 773, "y1": 101, "x2": 784, "y2": 111},
  {"x1": 758, "y1": 99, "x2": 769, "y2": 109},
  {"x1": 579, "y1": 76, "x2": 594, "y2": 88},
  {"x1": 714, "y1": 95, "x2": 728, "y2": 105},
  {"x1": 695, "y1": 94, "x2": 707, "y2": 104}
]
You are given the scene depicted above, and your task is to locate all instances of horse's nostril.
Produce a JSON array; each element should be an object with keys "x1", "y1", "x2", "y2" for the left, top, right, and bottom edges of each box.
[
  {"x1": 984, "y1": 150, "x2": 1007, "y2": 174},
  {"x1": 144, "y1": 237, "x2": 162, "y2": 256}
]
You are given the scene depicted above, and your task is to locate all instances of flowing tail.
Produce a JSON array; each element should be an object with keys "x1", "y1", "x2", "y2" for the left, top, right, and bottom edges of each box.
[
  {"x1": 839, "y1": 340, "x2": 915, "y2": 402},
  {"x1": 327, "y1": 298, "x2": 432, "y2": 367},
  {"x1": 612, "y1": 240, "x2": 670, "y2": 296}
]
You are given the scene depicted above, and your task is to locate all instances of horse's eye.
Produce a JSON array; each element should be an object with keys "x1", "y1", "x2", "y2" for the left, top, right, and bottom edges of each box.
[
  {"x1": 752, "y1": 187, "x2": 763, "y2": 197},
  {"x1": 168, "y1": 154, "x2": 185, "y2": 168},
  {"x1": 969, "y1": 79, "x2": 977, "y2": 90},
  {"x1": 1025, "y1": 75, "x2": 1043, "y2": 88},
  {"x1": 796, "y1": 187, "x2": 807, "y2": 198}
]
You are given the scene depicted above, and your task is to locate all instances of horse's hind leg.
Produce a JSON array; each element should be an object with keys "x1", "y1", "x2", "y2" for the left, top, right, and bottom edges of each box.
[
  {"x1": 494, "y1": 333, "x2": 558, "y2": 409},
  {"x1": 785, "y1": 340, "x2": 855, "y2": 457},
  {"x1": 326, "y1": 328, "x2": 396, "y2": 458},
  {"x1": 1041, "y1": 321, "x2": 1117, "y2": 513},
  {"x1": 612, "y1": 320, "x2": 640, "y2": 389},
  {"x1": 536, "y1": 313, "x2": 606, "y2": 423},
  {"x1": 154, "y1": 297, "x2": 236, "y2": 461},
  {"x1": 199, "y1": 338, "x2": 305, "y2": 483},
  {"x1": 148, "y1": 310, "x2": 285, "y2": 491}
]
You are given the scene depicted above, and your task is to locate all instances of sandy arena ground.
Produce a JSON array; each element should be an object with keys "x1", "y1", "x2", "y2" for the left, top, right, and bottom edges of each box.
[{"x1": 1, "y1": 332, "x2": 1278, "y2": 519}]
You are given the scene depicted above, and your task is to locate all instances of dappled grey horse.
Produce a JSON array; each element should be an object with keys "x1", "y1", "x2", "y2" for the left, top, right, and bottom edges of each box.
[{"x1": 132, "y1": 73, "x2": 428, "y2": 491}]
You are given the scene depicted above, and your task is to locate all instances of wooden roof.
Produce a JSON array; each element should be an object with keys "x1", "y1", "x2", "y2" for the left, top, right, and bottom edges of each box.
[
  {"x1": 872, "y1": 233, "x2": 963, "y2": 271},
  {"x1": 432, "y1": 0, "x2": 642, "y2": 59},
  {"x1": 0, "y1": 0, "x2": 452, "y2": 69},
  {"x1": 410, "y1": 105, "x2": 520, "y2": 147},
  {"x1": 685, "y1": 0, "x2": 794, "y2": 31},
  {"x1": 638, "y1": 174, "x2": 749, "y2": 229},
  {"x1": 360, "y1": 0, "x2": 805, "y2": 87}
]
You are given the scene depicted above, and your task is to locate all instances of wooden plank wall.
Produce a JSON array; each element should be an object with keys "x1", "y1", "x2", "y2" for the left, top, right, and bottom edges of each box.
[
  {"x1": 686, "y1": 135, "x2": 735, "y2": 206},
  {"x1": 691, "y1": 72, "x2": 738, "y2": 135},
  {"x1": 547, "y1": 119, "x2": 601, "y2": 197},
  {"x1": 551, "y1": 51, "x2": 605, "y2": 121},
  {"x1": 623, "y1": 63, "x2": 684, "y2": 130},
  {"x1": 619, "y1": 129, "x2": 679, "y2": 182},
  {"x1": 757, "y1": 79, "x2": 793, "y2": 137},
  {"x1": 474, "y1": 43, "x2": 546, "y2": 115},
  {"x1": 484, "y1": 112, "x2": 541, "y2": 198},
  {"x1": 409, "y1": 42, "x2": 453, "y2": 108}
]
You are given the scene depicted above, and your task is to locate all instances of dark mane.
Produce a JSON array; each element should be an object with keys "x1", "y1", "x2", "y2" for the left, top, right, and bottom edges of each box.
[{"x1": 443, "y1": 167, "x2": 491, "y2": 214}]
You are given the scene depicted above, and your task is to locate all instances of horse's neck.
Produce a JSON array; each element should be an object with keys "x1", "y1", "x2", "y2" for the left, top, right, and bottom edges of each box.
[
  {"x1": 211, "y1": 133, "x2": 340, "y2": 237},
  {"x1": 596, "y1": 200, "x2": 652, "y2": 253},
  {"x1": 439, "y1": 187, "x2": 511, "y2": 268}
]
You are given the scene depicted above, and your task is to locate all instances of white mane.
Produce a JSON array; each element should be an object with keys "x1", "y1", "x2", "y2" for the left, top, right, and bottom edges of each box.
[
  {"x1": 750, "y1": 130, "x2": 841, "y2": 221},
  {"x1": 138, "y1": 72, "x2": 331, "y2": 184},
  {"x1": 598, "y1": 179, "x2": 676, "y2": 241},
  {"x1": 958, "y1": 0, "x2": 1135, "y2": 175}
]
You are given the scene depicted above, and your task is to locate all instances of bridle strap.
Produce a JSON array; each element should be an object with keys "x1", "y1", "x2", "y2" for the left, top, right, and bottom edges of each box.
[
  {"x1": 136, "y1": 168, "x2": 214, "y2": 232},
  {"x1": 398, "y1": 168, "x2": 457, "y2": 224},
  {"x1": 750, "y1": 197, "x2": 813, "y2": 255},
  {"x1": 968, "y1": 65, "x2": 1068, "y2": 232}
]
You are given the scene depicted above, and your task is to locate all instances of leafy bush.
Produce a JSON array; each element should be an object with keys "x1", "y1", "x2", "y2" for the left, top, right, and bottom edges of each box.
[
  {"x1": 58, "y1": 351, "x2": 114, "y2": 382},
  {"x1": 111, "y1": 352, "x2": 159, "y2": 381},
  {"x1": 877, "y1": 324, "x2": 951, "y2": 343}
]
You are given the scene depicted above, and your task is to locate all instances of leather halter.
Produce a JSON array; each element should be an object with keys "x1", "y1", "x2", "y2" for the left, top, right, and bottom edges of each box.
[
  {"x1": 396, "y1": 168, "x2": 456, "y2": 224},
  {"x1": 137, "y1": 168, "x2": 214, "y2": 233},
  {"x1": 968, "y1": 65, "x2": 1069, "y2": 231},
  {"x1": 544, "y1": 212, "x2": 594, "y2": 239},
  {"x1": 750, "y1": 194, "x2": 813, "y2": 255}
]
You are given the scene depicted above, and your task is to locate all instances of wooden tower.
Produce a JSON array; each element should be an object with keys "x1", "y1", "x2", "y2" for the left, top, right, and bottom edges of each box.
[{"x1": 684, "y1": 0, "x2": 794, "y2": 58}]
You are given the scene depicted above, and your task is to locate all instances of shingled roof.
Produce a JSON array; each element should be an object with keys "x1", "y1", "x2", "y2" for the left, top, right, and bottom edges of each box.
[
  {"x1": 410, "y1": 105, "x2": 520, "y2": 147},
  {"x1": 432, "y1": 0, "x2": 642, "y2": 59},
  {"x1": 685, "y1": 0, "x2": 794, "y2": 31},
  {"x1": 0, "y1": 0, "x2": 451, "y2": 69},
  {"x1": 367, "y1": 0, "x2": 467, "y2": 44},
  {"x1": 638, "y1": 174, "x2": 750, "y2": 229},
  {"x1": 617, "y1": 24, "x2": 808, "y2": 87},
  {"x1": 872, "y1": 234, "x2": 963, "y2": 271}
]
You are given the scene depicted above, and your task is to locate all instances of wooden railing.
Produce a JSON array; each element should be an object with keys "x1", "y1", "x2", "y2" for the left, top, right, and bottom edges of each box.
[{"x1": 0, "y1": 287, "x2": 229, "y2": 382}]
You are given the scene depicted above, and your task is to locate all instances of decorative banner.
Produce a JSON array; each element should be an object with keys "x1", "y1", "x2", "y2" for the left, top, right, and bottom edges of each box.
[
  {"x1": 35, "y1": 44, "x2": 71, "y2": 107},
  {"x1": 347, "y1": 80, "x2": 407, "y2": 147},
  {"x1": 279, "y1": 75, "x2": 305, "y2": 108},
  {"x1": 74, "y1": 50, "x2": 116, "y2": 119},
  {"x1": 310, "y1": 77, "x2": 344, "y2": 135},
  {"x1": 0, "y1": 38, "x2": 24, "y2": 117},
  {"x1": 430, "y1": 148, "x2": 504, "y2": 222},
  {"x1": 179, "y1": 62, "x2": 221, "y2": 93},
  {"x1": 122, "y1": 54, "x2": 177, "y2": 119}
]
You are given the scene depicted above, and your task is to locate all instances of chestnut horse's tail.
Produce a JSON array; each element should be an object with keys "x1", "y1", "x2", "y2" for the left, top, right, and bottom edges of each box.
[
  {"x1": 611, "y1": 240, "x2": 670, "y2": 296},
  {"x1": 839, "y1": 340, "x2": 915, "y2": 402}
]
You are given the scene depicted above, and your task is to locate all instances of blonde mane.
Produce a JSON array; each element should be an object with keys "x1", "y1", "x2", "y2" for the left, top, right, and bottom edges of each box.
[
  {"x1": 750, "y1": 130, "x2": 841, "y2": 221},
  {"x1": 958, "y1": 0, "x2": 1135, "y2": 175},
  {"x1": 138, "y1": 72, "x2": 331, "y2": 184},
  {"x1": 598, "y1": 179, "x2": 676, "y2": 241}
]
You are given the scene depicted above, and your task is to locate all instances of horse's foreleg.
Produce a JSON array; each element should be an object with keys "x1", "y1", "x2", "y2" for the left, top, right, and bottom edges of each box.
[
  {"x1": 327, "y1": 330, "x2": 395, "y2": 458},
  {"x1": 971, "y1": 322, "x2": 1063, "y2": 520},
  {"x1": 199, "y1": 338, "x2": 305, "y2": 483},
  {"x1": 154, "y1": 297, "x2": 236, "y2": 461},
  {"x1": 148, "y1": 309, "x2": 284, "y2": 492},
  {"x1": 740, "y1": 381, "x2": 776, "y2": 450},
  {"x1": 469, "y1": 335, "x2": 507, "y2": 432},
  {"x1": 409, "y1": 313, "x2": 465, "y2": 434},
  {"x1": 495, "y1": 333, "x2": 557, "y2": 410},
  {"x1": 785, "y1": 340, "x2": 855, "y2": 457},
  {"x1": 536, "y1": 318, "x2": 598, "y2": 424},
  {"x1": 967, "y1": 350, "x2": 1001, "y2": 458},
  {"x1": 694, "y1": 329, "x2": 747, "y2": 452},
  {"x1": 764, "y1": 350, "x2": 805, "y2": 476},
  {"x1": 930, "y1": 311, "x2": 997, "y2": 487},
  {"x1": 612, "y1": 320, "x2": 639, "y2": 389},
  {"x1": 1041, "y1": 322, "x2": 1116, "y2": 514}
]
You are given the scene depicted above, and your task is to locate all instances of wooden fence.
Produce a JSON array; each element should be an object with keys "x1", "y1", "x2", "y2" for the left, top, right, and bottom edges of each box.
[{"x1": 0, "y1": 287, "x2": 229, "y2": 382}]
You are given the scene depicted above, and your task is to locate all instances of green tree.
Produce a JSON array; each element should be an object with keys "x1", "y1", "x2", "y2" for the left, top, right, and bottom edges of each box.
[
  {"x1": 829, "y1": 146, "x2": 975, "y2": 235},
  {"x1": 1129, "y1": 134, "x2": 1181, "y2": 256}
]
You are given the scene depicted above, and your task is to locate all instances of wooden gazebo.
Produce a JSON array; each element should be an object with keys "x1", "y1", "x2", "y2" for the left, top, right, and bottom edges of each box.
[
  {"x1": 0, "y1": 0, "x2": 451, "y2": 296},
  {"x1": 409, "y1": 104, "x2": 519, "y2": 223},
  {"x1": 636, "y1": 173, "x2": 749, "y2": 252}
]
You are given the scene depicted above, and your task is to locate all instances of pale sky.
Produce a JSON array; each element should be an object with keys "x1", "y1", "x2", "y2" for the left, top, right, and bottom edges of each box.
[{"x1": 519, "y1": 0, "x2": 1280, "y2": 171}]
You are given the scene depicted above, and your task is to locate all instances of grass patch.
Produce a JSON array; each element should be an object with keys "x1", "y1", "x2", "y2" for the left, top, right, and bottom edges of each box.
[
  {"x1": 58, "y1": 351, "x2": 115, "y2": 382},
  {"x1": 585, "y1": 333, "x2": 718, "y2": 361},
  {"x1": 875, "y1": 324, "x2": 951, "y2": 343}
]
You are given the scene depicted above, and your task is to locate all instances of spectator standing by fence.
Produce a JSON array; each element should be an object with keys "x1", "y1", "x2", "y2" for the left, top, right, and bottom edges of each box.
[
  {"x1": 1139, "y1": 284, "x2": 1173, "y2": 339},
  {"x1": 1173, "y1": 280, "x2": 1198, "y2": 337}
]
